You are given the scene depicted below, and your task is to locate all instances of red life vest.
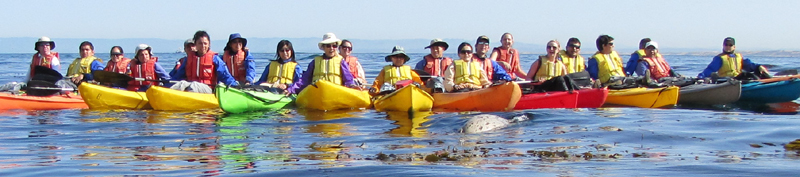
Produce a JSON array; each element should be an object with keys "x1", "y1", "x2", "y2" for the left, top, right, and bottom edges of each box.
[
  {"x1": 104, "y1": 58, "x2": 131, "y2": 74},
  {"x1": 641, "y1": 56, "x2": 672, "y2": 80},
  {"x1": 422, "y1": 54, "x2": 453, "y2": 77},
  {"x1": 29, "y1": 52, "x2": 59, "y2": 77},
  {"x1": 127, "y1": 57, "x2": 158, "y2": 91},
  {"x1": 343, "y1": 55, "x2": 364, "y2": 80},
  {"x1": 223, "y1": 50, "x2": 247, "y2": 83},
  {"x1": 493, "y1": 47, "x2": 520, "y2": 78},
  {"x1": 186, "y1": 51, "x2": 218, "y2": 86},
  {"x1": 474, "y1": 55, "x2": 494, "y2": 80}
]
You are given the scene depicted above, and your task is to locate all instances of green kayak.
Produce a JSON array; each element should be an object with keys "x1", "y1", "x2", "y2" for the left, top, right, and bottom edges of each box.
[{"x1": 215, "y1": 85, "x2": 295, "y2": 114}]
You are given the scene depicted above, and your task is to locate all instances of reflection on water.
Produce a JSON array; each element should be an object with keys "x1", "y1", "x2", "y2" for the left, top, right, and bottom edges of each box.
[{"x1": 385, "y1": 111, "x2": 432, "y2": 138}]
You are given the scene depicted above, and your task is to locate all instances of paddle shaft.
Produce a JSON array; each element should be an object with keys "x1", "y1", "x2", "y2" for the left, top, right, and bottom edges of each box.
[{"x1": 27, "y1": 87, "x2": 74, "y2": 91}]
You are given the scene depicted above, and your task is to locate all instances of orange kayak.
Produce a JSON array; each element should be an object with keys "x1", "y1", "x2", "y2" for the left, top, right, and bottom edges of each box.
[
  {"x1": 0, "y1": 92, "x2": 87, "y2": 110},
  {"x1": 432, "y1": 82, "x2": 521, "y2": 112}
]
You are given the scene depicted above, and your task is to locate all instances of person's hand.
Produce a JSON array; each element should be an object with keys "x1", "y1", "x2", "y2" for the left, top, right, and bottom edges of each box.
[
  {"x1": 276, "y1": 83, "x2": 288, "y2": 90},
  {"x1": 498, "y1": 61, "x2": 511, "y2": 69},
  {"x1": 70, "y1": 75, "x2": 84, "y2": 84},
  {"x1": 369, "y1": 87, "x2": 378, "y2": 94}
]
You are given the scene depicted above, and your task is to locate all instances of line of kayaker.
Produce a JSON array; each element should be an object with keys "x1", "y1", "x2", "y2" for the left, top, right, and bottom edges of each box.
[{"x1": 25, "y1": 32, "x2": 773, "y2": 96}]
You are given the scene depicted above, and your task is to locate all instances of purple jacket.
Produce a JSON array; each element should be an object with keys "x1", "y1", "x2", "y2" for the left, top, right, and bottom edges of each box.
[{"x1": 287, "y1": 56, "x2": 355, "y2": 94}]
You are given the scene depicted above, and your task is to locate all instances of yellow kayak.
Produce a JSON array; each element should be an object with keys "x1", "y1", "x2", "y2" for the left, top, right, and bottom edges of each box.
[
  {"x1": 146, "y1": 86, "x2": 219, "y2": 111},
  {"x1": 78, "y1": 83, "x2": 150, "y2": 109},
  {"x1": 372, "y1": 85, "x2": 434, "y2": 112},
  {"x1": 605, "y1": 86, "x2": 680, "y2": 108},
  {"x1": 296, "y1": 80, "x2": 371, "y2": 111}
]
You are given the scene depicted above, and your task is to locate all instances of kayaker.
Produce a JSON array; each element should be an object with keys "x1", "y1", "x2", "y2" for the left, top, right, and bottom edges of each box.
[
  {"x1": 67, "y1": 41, "x2": 104, "y2": 85},
  {"x1": 697, "y1": 37, "x2": 770, "y2": 78},
  {"x1": 286, "y1": 33, "x2": 358, "y2": 94},
  {"x1": 625, "y1": 38, "x2": 652, "y2": 76},
  {"x1": 340, "y1": 40, "x2": 367, "y2": 87},
  {"x1": 527, "y1": 40, "x2": 568, "y2": 82},
  {"x1": 127, "y1": 44, "x2": 170, "y2": 91},
  {"x1": 255, "y1": 40, "x2": 303, "y2": 93},
  {"x1": 169, "y1": 39, "x2": 195, "y2": 77},
  {"x1": 473, "y1": 35, "x2": 512, "y2": 82},
  {"x1": 444, "y1": 42, "x2": 491, "y2": 92},
  {"x1": 171, "y1": 30, "x2": 239, "y2": 87},
  {"x1": 489, "y1": 33, "x2": 527, "y2": 80},
  {"x1": 104, "y1": 46, "x2": 130, "y2": 74},
  {"x1": 222, "y1": 33, "x2": 256, "y2": 85},
  {"x1": 28, "y1": 36, "x2": 60, "y2": 81},
  {"x1": 587, "y1": 35, "x2": 626, "y2": 84},
  {"x1": 414, "y1": 38, "x2": 452, "y2": 77},
  {"x1": 560, "y1": 37, "x2": 585, "y2": 74},
  {"x1": 369, "y1": 46, "x2": 425, "y2": 96},
  {"x1": 635, "y1": 41, "x2": 677, "y2": 81}
]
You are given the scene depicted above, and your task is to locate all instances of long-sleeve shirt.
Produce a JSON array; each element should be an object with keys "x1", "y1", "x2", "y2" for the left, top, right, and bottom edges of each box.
[
  {"x1": 635, "y1": 61, "x2": 675, "y2": 78},
  {"x1": 477, "y1": 58, "x2": 513, "y2": 81},
  {"x1": 130, "y1": 63, "x2": 171, "y2": 92},
  {"x1": 587, "y1": 58, "x2": 600, "y2": 80},
  {"x1": 168, "y1": 57, "x2": 186, "y2": 78},
  {"x1": 170, "y1": 54, "x2": 239, "y2": 87},
  {"x1": 230, "y1": 50, "x2": 257, "y2": 85},
  {"x1": 625, "y1": 52, "x2": 642, "y2": 76},
  {"x1": 697, "y1": 54, "x2": 760, "y2": 78},
  {"x1": 255, "y1": 59, "x2": 303, "y2": 85},
  {"x1": 286, "y1": 58, "x2": 355, "y2": 94},
  {"x1": 443, "y1": 62, "x2": 492, "y2": 92}
]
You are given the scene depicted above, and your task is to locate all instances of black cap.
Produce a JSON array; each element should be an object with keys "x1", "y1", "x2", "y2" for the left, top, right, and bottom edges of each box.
[
  {"x1": 476, "y1": 35, "x2": 490, "y2": 44},
  {"x1": 724, "y1": 37, "x2": 735, "y2": 45}
]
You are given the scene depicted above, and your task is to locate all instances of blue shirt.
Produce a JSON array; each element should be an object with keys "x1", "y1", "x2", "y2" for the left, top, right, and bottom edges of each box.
[
  {"x1": 170, "y1": 54, "x2": 239, "y2": 87},
  {"x1": 255, "y1": 59, "x2": 303, "y2": 85},
  {"x1": 635, "y1": 60, "x2": 674, "y2": 77},
  {"x1": 625, "y1": 52, "x2": 642, "y2": 76},
  {"x1": 83, "y1": 60, "x2": 105, "y2": 81},
  {"x1": 697, "y1": 54, "x2": 760, "y2": 78},
  {"x1": 477, "y1": 58, "x2": 512, "y2": 81},
  {"x1": 168, "y1": 57, "x2": 186, "y2": 78},
  {"x1": 226, "y1": 50, "x2": 257, "y2": 85},
  {"x1": 132, "y1": 62, "x2": 171, "y2": 92},
  {"x1": 587, "y1": 57, "x2": 600, "y2": 80}
]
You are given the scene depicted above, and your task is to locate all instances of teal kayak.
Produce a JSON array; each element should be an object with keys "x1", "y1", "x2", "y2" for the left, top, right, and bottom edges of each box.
[
  {"x1": 215, "y1": 85, "x2": 295, "y2": 114},
  {"x1": 739, "y1": 78, "x2": 800, "y2": 103}
]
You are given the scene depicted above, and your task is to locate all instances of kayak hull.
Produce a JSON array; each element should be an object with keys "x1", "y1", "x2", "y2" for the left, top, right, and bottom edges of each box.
[
  {"x1": 605, "y1": 86, "x2": 679, "y2": 108},
  {"x1": 216, "y1": 85, "x2": 294, "y2": 114},
  {"x1": 514, "y1": 91, "x2": 578, "y2": 110},
  {"x1": 432, "y1": 82, "x2": 521, "y2": 112},
  {"x1": 739, "y1": 78, "x2": 800, "y2": 103},
  {"x1": 0, "y1": 93, "x2": 87, "y2": 110},
  {"x1": 373, "y1": 85, "x2": 434, "y2": 112},
  {"x1": 78, "y1": 83, "x2": 150, "y2": 109},
  {"x1": 678, "y1": 81, "x2": 742, "y2": 105},
  {"x1": 296, "y1": 80, "x2": 371, "y2": 111},
  {"x1": 146, "y1": 86, "x2": 219, "y2": 111},
  {"x1": 577, "y1": 88, "x2": 608, "y2": 108}
]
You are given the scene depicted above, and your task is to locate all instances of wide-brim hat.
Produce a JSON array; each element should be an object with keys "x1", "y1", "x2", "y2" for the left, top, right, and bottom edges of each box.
[
  {"x1": 135, "y1": 44, "x2": 152, "y2": 56},
  {"x1": 34, "y1": 36, "x2": 55, "y2": 51},
  {"x1": 424, "y1": 38, "x2": 449, "y2": 50},
  {"x1": 225, "y1": 33, "x2": 247, "y2": 51},
  {"x1": 385, "y1": 46, "x2": 410, "y2": 62},
  {"x1": 645, "y1": 41, "x2": 659, "y2": 49},
  {"x1": 318, "y1": 33, "x2": 342, "y2": 50}
]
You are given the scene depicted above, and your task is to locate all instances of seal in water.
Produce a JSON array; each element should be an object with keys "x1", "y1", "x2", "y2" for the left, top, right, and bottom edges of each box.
[{"x1": 460, "y1": 113, "x2": 531, "y2": 134}]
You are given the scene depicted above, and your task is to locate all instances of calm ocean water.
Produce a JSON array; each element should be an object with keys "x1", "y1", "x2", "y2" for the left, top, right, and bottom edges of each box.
[{"x1": 0, "y1": 52, "x2": 799, "y2": 176}]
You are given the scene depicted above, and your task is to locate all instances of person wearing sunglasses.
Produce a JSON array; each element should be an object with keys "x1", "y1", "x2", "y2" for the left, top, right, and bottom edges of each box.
[
  {"x1": 126, "y1": 44, "x2": 170, "y2": 91},
  {"x1": 368, "y1": 46, "x2": 425, "y2": 96},
  {"x1": 587, "y1": 35, "x2": 626, "y2": 84},
  {"x1": 697, "y1": 37, "x2": 769, "y2": 78},
  {"x1": 339, "y1": 40, "x2": 367, "y2": 88},
  {"x1": 635, "y1": 41, "x2": 677, "y2": 81},
  {"x1": 559, "y1": 37, "x2": 585, "y2": 74},
  {"x1": 222, "y1": 33, "x2": 256, "y2": 85},
  {"x1": 490, "y1": 33, "x2": 527, "y2": 80},
  {"x1": 414, "y1": 38, "x2": 453, "y2": 78},
  {"x1": 473, "y1": 35, "x2": 512, "y2": 82},
  {"x1": 256, "y1": 40, "x2": 303, "y2": 93},
  {"x1": 624, "y1": 38, "x2": 655, "y2": 76},
  {"x1": 28, "y1": 36, "x2": 60, "y2": 81},
  {"x1": 286, "y1": 33, "x2": 358, "y2": 94},
  {"x1": 169, "y1": 39, "x2": 195, "y2": 78},
  {"x1": 527, "y1": 40, "x2": 568, "y2": 82},
  {"x1": 104, "y1": 46, "x2": 130, "y2": 74},
  {"x1": 66, "y1": 41, "x2": 105, "y2": 84},
  {"x1": 444, "y1": 42, "x2": 491, "y2": 92},
  {"x1": 171, "y1": 30, "x2": 239, "y2": 88}
]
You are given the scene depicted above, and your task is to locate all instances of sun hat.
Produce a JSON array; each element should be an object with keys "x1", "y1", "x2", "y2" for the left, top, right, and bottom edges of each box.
[
  {"x1": 645, "y1": 41, "x2": 659, "y2": 49},
  {"x1": 317, "y1": 33, "x2": 342, "y2": 50},
  {"x1": 34, "y1": 36, "x2": 55, "y2": 51},
  {"x1": 224, "y1": 33, "x2": 247, "y2": 51},
  {"x1": 184, "y1": 38, "x2": 194, "y2": 45},
  {"x1": 424, "y1": 38, "x2": 449, "y2": 50},
  {"x1": 385, "y1": 46, "x2": 410, "y2": 62},
  {"x1": 135, "y1": 44, "x2": 152, "y2": 56}
]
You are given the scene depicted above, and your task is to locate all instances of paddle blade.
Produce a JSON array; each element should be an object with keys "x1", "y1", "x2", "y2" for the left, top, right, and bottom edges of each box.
[
  {"x1": 775, "y1": 69, "x2": 799, "y2": 76},
  {"x1": 31, "y1": 66, "x2": 63, "y2": 83},
  {"x1": 93, "y1": 70, "x2": 132, "y2": 87},
  {"x1": 25, "y1": 80, "x2": 61, "y2": 96}
]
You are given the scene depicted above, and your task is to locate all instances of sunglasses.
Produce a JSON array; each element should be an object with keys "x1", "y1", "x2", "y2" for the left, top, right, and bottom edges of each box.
[
  {"x1": 547, "y1": 45, "x2": 558, "y2": 49},
  {"x1": 38, "y1": 43, "x2": 51, "y2": 47},
  {"x1": 476, "y1": 42, "x2": 489, "y2": 45},
  {"x1": 568, "y1": 44, "x2": 580, "y2": 49},
  {"x1": 323, "y1": 44, "x2": 339, "y2": 48},
  {"x1": 110, "y1": 54, "x2": 122, "y2": 56},
  {"x1": 459, "y1": 50, "x2": 472, "y2": 54},
  {"x1": 607, "y1": 42, "x2": 614, "y2": 46},
  {"x1": 340, "y1": 46, "x2": 352, "y2": 50},
  {"x1": 281, "y1": 49, "x2": 292, "y2": 52}
]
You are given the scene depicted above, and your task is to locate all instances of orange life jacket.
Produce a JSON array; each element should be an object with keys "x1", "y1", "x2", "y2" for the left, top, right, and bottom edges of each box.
[
  {"x1": 127, "y1": 57, "x2": 159, "y2": 91},
  {"x1": 493, "y1": 47, "x2": 520, "y2": 78},
  {"x1": 104, "y1": 58, "x2": 131, "y2": 74},
  {"x1": 474, "y1": 55, "x2": 494, "y2": 80},
  {"x1": 343, "y1": 55, "x2": 364, "y2": 80},
  {"x1": 422, "y1": 54, "x2": 453, "y2": 77},
  {"x1": 223, "y1": 50, "x2": 247, "y2": 83},
  {"x1": 641, "y1": 56, "x2": 672, "y2": 80},
  {"x1": 186, "y1": 51, "x2": 218, "y2": 86},
  {"x1": 30, "y1": 52, "x2": 59, "y2": 77}
]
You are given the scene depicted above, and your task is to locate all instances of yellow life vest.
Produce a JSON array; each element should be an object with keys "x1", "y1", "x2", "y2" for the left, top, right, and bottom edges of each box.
[
  {"x1": 453, "y1": 60, "x2": 482, "y2": 85},
  {"x1": 591, "y1": 51, "x2": 625, "y2": 83},
  {"x1": 267, "y1": 61, "x2": 298, "y2": 84},
  {"x1": 718, "y1": 53, "x2": 743, "y2": 77},
  {"x1": 559, "y1": 50, "x2": 585, "y2": 73},
  {"x1": 312, "y1": 55, "x2": 344, "y2": 85},
  {"x1": 383, "y1": 65, "x2": 413, "y2": 85},
  {"x1": 67, "y1": 56, "x2": 102, "y2": 77},
  {"x1": 535, "y1": 56, "x2": 566, "y2": 81}
]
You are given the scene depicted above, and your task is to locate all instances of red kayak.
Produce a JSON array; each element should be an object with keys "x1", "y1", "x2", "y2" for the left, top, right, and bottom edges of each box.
[
  {"x1": 576, "y1": 87, "x2": 608, "y2": 108},
  {"x1": 514, "y1": 91, "x2": 579, "y2": 110},
  {"x1": 0, "y1": 93, "x2": 87, "y2": 110}
]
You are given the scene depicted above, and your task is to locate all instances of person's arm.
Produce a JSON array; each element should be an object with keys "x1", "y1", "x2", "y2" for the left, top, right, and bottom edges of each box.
[
  {"x1": 489, "y1": 48, "x2": 499, "y2": 61},
  {"x1": 255, "y1": 62, "x2": 271, "y2": 85},
  {"x1": 625, "y1": 53, "x2": 640, "y2": 76},
  {"x1": 587, "y1": 58, "x2": 599, "y2": 79},
  {"x1": 443, "y1": 64, "x2": 456, "y2": 92},
  {"x1": 478, "y1": 68, "x2": 492, "y2": 87},
  {"x1": 513, "y1": 58, "x2": 527, "y2": 79},
  {"x1": 340, "y1": 61, "x2": 356, "y2": 87},
  {"x1": 414, "y1": 59, "x2": 426, "y2": 71},
  {"x1": 287, "y1": 62, "x2": 314, "y2": 94},
  {"x1": 212, "y1": 55, "x2": 239, "y2": 87},
  {"x1": 355, "y1": 60, "x2": 366, "y2": 84},
  {"x1": 153, "y1": 63, "x2": 171, "y2": 81},
  {"x1": 410, "y1": 70, "x2": 424, "y2": 85},
  {"x1": 697, "y1": 56, "x2": 723, "y2": 78},
  {"x1": 369, "y1": 69, "x2": 386, "y2": 95},
  {"x1": 635, "y1": 61, "x2": 649, "y2": 77},
  {"x1": 526, "y1": 60, "x2": 540, "y2": 81},
  {"x1": 245, "y1": 51, "x2": 257, "y2": 84},
  {"x1": 292, "y1": 64, "x2": 303, "y2": 85},
  {"x1": 490, "y1": 60, "x2": 512, "y2": 81},
  {"x1": 741, "y1": 58, "x2": 761, "y2": 72},
  {"x1": 170, "y1": 60, "x2": 187, "y2": 81}
]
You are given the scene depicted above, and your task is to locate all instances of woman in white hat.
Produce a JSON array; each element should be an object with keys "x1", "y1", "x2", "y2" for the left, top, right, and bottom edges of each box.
[
  {"x1": 28, "y1": 36, "x2": 60, "y2": 81},
  {"x1": 369, "y1": 46, "x2": 424, "y2": 96},
  {"x1": 286, "y1": 33, "x2": 359, "y2": 94},
  {"x1": 127, "y1": 44, "x2": 170, "y2": 91}
]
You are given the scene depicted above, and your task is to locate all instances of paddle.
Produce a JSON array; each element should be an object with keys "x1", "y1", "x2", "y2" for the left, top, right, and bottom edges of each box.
[
  {"x1": 413, "y1": 69, "x2": 432, "y2": 81},
  {"x1": 93, "y1": 71, "x2": 176, "y2": 87},
  {"x1": 775, "y1": 69, "x2": 799, "y2": 76},
  {"x1": 25, "y1": 80, "x2": 72, "y2": 96}
]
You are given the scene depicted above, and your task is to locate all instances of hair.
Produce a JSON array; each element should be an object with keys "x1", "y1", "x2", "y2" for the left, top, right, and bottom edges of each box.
[
  {"x1": 276, "y1": 40, "x2": 296, "y2": 62},
  {"x1": 501, "y1": 33, "x2": 513, "y2": 41},
  {"x1": 567, "y1": 37, "x2": 581, "y2": 45},
  {"x1": 638, "y1": 38, "x2": 652, "y2": 49},
  {"x1": 193, "y1": 30, "x2": 210, "y2": 43},
  {"x1": 224, "y1": 38, "x2": 245, "y2": 53},
  {"x1": 340, "y1": 39, "x2": 352, "y2": 47},
  {"x1": 79, "y1": 41, "x2": 94, "y2": 51},
  {"x1": 547, "y1": 40, "x2": 561, "y2": 50},
  {"x1": 110, "y1": 46, "x2": 123, "y2": 54},
  {"x1": 595, "y1": 35, "x2": 614, "y2": 51},
  {"x1": 458, "y1": 42, "x2": 473, "y2": 52}
]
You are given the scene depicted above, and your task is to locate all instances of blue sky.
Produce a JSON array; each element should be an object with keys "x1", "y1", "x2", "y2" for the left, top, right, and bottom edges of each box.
[{"x1": 4, "y1": 0, "x2": 798, "y2": 51}]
